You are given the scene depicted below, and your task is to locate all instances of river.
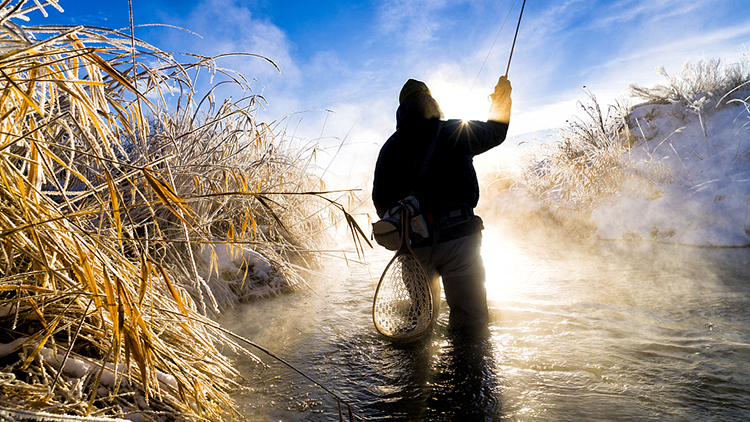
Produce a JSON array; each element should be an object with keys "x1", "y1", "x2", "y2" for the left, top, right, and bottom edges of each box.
[{"x1": 219, "y1": 221, "x2": 750, "y2": 421}]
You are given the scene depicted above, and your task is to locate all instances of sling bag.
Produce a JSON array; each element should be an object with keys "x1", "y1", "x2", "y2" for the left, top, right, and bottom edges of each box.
[{"x1": 372, "y1": 121, "x2": 444, "y2": 250}]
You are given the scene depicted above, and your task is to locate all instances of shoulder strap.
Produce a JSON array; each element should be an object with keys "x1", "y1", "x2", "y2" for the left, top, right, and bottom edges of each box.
[{"x1": 414, "y1": 121, "x2": 444, "y2": 185}]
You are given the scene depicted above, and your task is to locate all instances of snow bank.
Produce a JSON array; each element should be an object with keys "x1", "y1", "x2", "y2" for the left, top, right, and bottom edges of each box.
[
  {"x1": 591, "y1": 99, "x2": 750, "y2": 247},
  {"x1": 194, "y1": 241, "x2": 292, "y2": 310}
]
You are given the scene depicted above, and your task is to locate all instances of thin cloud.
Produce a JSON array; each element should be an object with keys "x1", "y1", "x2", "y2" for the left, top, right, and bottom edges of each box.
[
  {"x1": 599, "y1": 20, "x2": 750, "y2": 73},
  {"x1": 590, "y1": 0, "x2": 704, "y2": 29},
  {"x1": 132, "y1": 0, "x2": 750, "y2": 160},
  {"x1": 164, "y1": 0, "x2": 299, "y2": 82},
  {"x1": 377, "y1": 0, "x2": 449, "y2": 45}
]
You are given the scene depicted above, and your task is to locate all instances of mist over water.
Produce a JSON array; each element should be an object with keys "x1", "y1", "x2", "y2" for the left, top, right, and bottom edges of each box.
[{"x1": 220, "y1": 219, "x2": 750, "y2": 421}]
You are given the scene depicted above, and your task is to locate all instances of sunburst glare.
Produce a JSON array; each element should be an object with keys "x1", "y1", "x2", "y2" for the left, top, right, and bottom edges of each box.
[{"x1": 431, "y1": 82, "x2": 492, "y2": 122}]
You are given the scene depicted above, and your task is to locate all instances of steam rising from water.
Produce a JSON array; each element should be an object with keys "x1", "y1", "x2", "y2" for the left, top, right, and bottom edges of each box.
[
  {"x1": 480, "y1": 218, "x2": 749, "y2": 420},
  {"x1": 221, "y1": 217, "x2": 750, "y2": 421}
]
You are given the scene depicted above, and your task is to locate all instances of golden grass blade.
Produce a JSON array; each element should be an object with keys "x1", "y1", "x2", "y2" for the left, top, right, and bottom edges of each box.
[
  {"x1": 26, "y1": 297, "x2": 48, "y2": 328},
  {"x1": 254, "y1": 194, "x2": 287, "y2": 232},
  {"x1": 0, "y1": 285, "x2": 53, "y2": 293},
  {"x1": 105, "y1": 170, "x2": 123, "y2": 252},
  {"x1": 102, "y1": 268, "x2": 120, "y2": 353},
  {"x1": 156, "y1": 262, "x2": 191, "y2": 323},
  {"x1": 72, "y1": 238, "x2": 104, "y2": 314},
  {"x1": 137, "y1": 251, "x2": 150, "y2": 307},
  {"x1": 141, "y1": 168, "x2": 196, "y2": 227},
  {"x1": 0, "y1": 68, "x2": 44, "y2": 116},
  {"x1": 0, "y1": 25, "x2": 83, "y2": 64},
  {"x1": 193, "y1": 174, "x2": 201, "y2": 195},
  {"x1": 20, "y1": 298, "x2": 74, "y2": 370},
  {"x1": 123, "y1": 328, "x2": 150, "y2": 400},
  {"x1": 27, "y1": 131, "x2": 42, "y2": 196},
  {"x1": 84, "y1": 48, "x2": 144, "y2": 101},
  {"x1": 48, "y1": 297, "x2": 94, "y2": 395},
  {"x1": 209, "y1": 246, "x2": 218, "y2": 278}
]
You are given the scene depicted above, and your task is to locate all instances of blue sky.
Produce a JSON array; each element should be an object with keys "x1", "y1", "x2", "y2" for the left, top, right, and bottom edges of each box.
[{"x1": 31, "y1": 0, "x2": 750, "y2": 180}]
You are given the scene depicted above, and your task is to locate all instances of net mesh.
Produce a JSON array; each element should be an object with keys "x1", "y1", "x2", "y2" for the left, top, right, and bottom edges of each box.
[{"x1": 373, "y1": 253, "x2": 433, "y2": 339}]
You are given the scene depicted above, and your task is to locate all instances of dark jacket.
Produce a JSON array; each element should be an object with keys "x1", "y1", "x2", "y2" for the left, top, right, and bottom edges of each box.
[{"x1": 372, "y1": 100, "x2": 509, "y2": 242}]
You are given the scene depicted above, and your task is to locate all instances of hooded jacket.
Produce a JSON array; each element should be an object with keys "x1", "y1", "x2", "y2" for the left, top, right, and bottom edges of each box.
[{"x1": 372, "y1": 96, "x2": 509, "y2": 242}]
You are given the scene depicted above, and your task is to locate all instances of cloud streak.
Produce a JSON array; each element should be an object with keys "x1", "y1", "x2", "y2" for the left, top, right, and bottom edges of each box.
[{"x1": 377, "y1": 0, "x2": 449, "y2": 45}]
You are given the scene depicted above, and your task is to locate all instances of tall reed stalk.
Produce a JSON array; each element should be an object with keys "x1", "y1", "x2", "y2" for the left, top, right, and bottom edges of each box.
[{"x1": 485, "y1": 91, "x2": 669, "y2": 236}]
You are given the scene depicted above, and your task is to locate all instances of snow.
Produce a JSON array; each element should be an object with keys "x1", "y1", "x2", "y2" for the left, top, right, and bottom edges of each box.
[
  {"x1": 198, "y1": 241, "x2": 275, "y2": 283},
  {"x1": 194, "y1": 240, "x2": 289, "y2": 310},
  {"x1": 38, "y1": 346, "x2": 181, "y2": 396},
  {"x1": 590, "y1": 99, "x2": 750, "y2": 247},
  {"x1": 39, "y1": 346, "x2": 127, "y2": 389},
  {"x1": 0, "y1": 337, "x2": 27, "y2": 359},
  {"x1": 0, "y1": 408, "x2": 127, "y2": 422}
]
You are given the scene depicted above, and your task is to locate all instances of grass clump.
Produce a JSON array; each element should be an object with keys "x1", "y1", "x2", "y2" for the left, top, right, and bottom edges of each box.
[
  {"x1": 0, "y1": 1, "x2": 363, "y2": 420},
  {"x1": 629, "y1": 58, "x2": 750, "y2": 108},
  {"x1": 128, "y1": 93, "x2": 334, "y2": 314},
  {"x1": 489, "y1": 90, "x2": 669, "y2": 237},
  {"x1": 629, "y1": 58, "x2": 750, "y2": 149}
]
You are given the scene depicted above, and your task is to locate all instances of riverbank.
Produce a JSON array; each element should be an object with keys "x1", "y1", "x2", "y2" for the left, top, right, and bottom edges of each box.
[
  {"x1": 0, "y1": 5, "x2": 365, "y2": 420},
  {"x1": 481, "y1": 58, "x2": 750, "y2": 248}
]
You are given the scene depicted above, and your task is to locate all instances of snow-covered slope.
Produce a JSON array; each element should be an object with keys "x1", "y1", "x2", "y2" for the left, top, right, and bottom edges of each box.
[{"x1": 590, "y1": 99, "x2": 750, "y2": 247}]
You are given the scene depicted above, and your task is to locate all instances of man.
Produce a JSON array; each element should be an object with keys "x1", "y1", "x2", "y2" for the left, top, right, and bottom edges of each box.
[{"x1": 372, "y1": 76, "x2": 512, "y2": 329}]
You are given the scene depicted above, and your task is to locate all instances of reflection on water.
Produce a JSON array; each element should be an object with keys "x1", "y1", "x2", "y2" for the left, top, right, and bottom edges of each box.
[
  {"x1": 426, "y1": 330, "x2": 502, "y2": 421},
  {"x1": 220, "y1": 222, "x2": 750, "y2": 421}
]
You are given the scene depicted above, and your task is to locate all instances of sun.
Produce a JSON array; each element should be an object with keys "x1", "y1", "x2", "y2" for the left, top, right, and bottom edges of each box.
[{"x1": 431, "y1": 83, "x2": 491, "y2": 122}]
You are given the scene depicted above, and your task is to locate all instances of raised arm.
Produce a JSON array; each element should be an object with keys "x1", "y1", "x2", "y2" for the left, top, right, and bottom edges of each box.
[{"x1": 488, "y1": 75, "x2": 512, "y2": 123}]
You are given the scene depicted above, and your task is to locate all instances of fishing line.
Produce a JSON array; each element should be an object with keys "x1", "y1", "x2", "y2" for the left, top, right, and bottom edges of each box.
[
  {"x1": 469, "y1": 0, "x2": 527, "y2": 93},
  {"x1": 469, "y1": 0, "x2": 518, "y2": 94},
  {"x1": 160, "y1": 307, "x2": 360, "y2": 420}
]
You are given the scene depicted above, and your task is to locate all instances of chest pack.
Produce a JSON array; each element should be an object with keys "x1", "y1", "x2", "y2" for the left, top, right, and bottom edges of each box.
[{"x1": 371, "y1": 196, "x2": 429, "y2": 250}]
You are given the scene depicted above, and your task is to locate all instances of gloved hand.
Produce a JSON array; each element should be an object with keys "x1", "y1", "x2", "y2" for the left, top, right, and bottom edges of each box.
[{"x1": 488, "y1": 75, "x2": 512, "y2": 123}]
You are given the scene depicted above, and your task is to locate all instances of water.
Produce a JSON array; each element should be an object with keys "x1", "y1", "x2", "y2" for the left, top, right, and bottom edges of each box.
[{"x1": 219, "y1": 222, "x2": 750, "y2": 421}]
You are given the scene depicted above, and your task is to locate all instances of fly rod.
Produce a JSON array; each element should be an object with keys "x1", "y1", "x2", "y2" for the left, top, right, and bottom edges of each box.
[
  {"x1": 505, "y1": 0, "x2": 527, "y2": 77},
  {"x1": 470, "y1": 0, "x2": 527, "y2": 93}
]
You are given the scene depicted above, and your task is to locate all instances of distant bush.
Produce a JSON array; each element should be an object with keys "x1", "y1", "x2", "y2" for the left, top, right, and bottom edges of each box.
[
  {"x1": 629, "y1": 58, "x2": 750, "y2": 108},
  {"x1": 497, "y1": 90, "x2": 665, "y2": 234}
]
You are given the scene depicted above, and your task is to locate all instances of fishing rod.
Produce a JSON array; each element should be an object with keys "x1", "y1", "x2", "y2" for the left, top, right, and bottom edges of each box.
[
  {"x1": 470, "y1": 0, "x2": 527, "y2": 93},
  {"x1": 505, "y1": 0, "x2": 527, "y2": 77}
]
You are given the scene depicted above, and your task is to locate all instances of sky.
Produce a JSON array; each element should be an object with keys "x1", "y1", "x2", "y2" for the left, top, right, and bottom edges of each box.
[{"x1": 26, "y1": 0, "x2": 750, "y2": 184}]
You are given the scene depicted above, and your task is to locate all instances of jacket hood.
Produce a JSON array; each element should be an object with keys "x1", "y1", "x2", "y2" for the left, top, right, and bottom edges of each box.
[
  {"x1": 399, "y1": 79, "x2": 431, "y2": 104},
  {"x1": 396, "y1": 95, "x2": 443, "y2": 129}
]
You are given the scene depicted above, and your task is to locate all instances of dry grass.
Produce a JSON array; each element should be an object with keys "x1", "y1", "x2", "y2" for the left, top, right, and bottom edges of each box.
[
  {"x1": 483, "y1": 90, "x2": 670, "y2": 237},
  {"x1": 520, "y1": 91, "x2": 631, "y2": 211},
  {"x1": 0, "y1": 2, "x2": 365, "y2": 420},
  {"x1": 515, "y1": 91, "x2": 667, "y2": 227},
  {"x1": 629, "y1": 58, "x2": 750, "y2": 108},
  {"x1": 629, "y1": 58, "x2": 750, "y2": 148}
]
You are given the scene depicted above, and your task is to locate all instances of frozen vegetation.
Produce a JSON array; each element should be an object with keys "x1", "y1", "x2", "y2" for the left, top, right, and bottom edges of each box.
[{"x1": 482, "y1": 59, "x2": 750, "y2": 248}]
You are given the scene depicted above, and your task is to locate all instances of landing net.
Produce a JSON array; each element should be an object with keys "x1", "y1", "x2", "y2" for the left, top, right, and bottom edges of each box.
[{"x1": 373, "y1": 253, "x2": 433, "y2": 340}]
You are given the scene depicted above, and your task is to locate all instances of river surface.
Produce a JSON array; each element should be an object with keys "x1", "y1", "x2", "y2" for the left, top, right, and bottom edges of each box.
[{"x1": 219, "y1": 222, "x2": 750, "y2": 421}]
